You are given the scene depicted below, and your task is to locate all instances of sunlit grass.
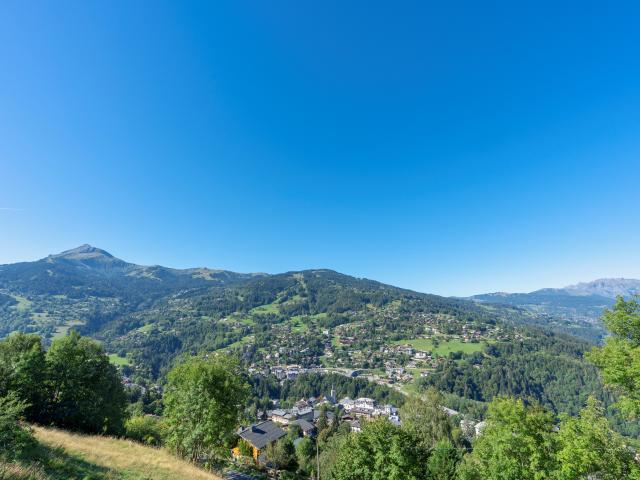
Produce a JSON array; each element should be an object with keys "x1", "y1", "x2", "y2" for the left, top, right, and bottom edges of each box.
[{"x1": 30, "y1": 425, "x2": 221, "y2": 480}]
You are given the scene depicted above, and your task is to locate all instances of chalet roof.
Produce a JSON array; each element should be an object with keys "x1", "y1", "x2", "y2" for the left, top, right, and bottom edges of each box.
[
  {"x1": 292, "y1": 418, "x2": 316, "y2": 433},
  {"x1": 238, "y1": 421, "x2": 286, "y2": 450}
]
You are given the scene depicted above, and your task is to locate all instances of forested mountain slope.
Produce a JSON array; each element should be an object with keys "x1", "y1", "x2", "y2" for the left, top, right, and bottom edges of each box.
[{"x1": 1, "y1": 245, "x2": 629, "y2": 432}]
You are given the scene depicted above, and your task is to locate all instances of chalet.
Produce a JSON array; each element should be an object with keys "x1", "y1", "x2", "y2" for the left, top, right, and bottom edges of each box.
[
  {"x1": 270, "y1": 409, "x2": 296, "y2": 425},
  {"x1": 355, "y1": 397, "x2": 375, "y2": 411},
  {"x1": 292, "y1": 418, "x2": 316, "y2": 437},
  {"x1": 294, "y1": 406, "x2": 314, "y2": 422},
  {"x1": 234, "y1": 421, "x2": 286, "y2": 461},
  {"x1": 339, "y1": 397, "x2": 354, "y2": 410},
  {"x1": 350, "y1": 407, "x2": 374, "y2": 419}
]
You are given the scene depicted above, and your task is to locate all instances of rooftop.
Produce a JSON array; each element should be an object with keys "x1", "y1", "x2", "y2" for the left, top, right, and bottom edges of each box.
[{"x1": 238, "y1": 421, "x2": 286, "y2": 450}]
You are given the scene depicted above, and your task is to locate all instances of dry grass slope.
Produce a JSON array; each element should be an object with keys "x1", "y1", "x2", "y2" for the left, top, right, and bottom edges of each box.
[{"x1": 0, "y1": 426, "x2": 222, "y2": 480}]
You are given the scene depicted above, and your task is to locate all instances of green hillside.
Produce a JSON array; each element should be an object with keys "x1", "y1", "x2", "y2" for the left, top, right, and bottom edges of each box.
[
  {"x1": 0, "y1": 246, "x2": 631, "y2": 431},
  {"x1": 0, "y1": 426, "x2": 220, "y2": 480}
]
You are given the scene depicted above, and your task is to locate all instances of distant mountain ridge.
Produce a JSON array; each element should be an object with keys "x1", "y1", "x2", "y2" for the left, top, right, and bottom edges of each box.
[
  {"x1": 562, "y1": 278, "x2": 640, "y2": 298},
  {"x1": 470, "y1": 278, "x2": 640, "y2": 328},
  {"x1": 0, "y1": 244, "x2": 506, "y2": 375}
]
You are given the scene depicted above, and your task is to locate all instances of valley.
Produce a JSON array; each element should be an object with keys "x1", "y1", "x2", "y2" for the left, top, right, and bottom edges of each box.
[{"x1": 1, "y1": 245, "x2": 636, "y2": 433}]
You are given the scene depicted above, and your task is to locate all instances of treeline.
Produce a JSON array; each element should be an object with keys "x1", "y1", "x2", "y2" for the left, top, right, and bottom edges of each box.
[
  {"x1": 421, "y1": 331, "x2": 604, "y2": 413},
  {"x1": 0, "y1": 331, "x2": 127, "y2": 434}
]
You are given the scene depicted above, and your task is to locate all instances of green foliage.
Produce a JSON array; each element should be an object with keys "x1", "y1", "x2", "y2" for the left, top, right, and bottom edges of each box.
[
  {"x1": 295, "y1": 436, "x2": 316, "y2": 475},
  {"x1": 554, "y1": 397, "x2": 640, "y2": 480},
  {"x1": 427, "y1": 441, "x2": 461, "y2": 480},
  {"x1": 0, "y1": 331, "x2": 127, "y2": 436},
  {"x1": 164, "y1": 354, "x2": 249, "y2": 461},
  {"x1": 45, "y1": 331, "x2": 127, "y2": 435},
  {"x1": 254, "y1": 372, "x2": 405, "y2": 411},
  {"x1": 400, "y1": 388, "x2": 454, "y2": 451},
  {"x1": 236, "y1": 438, "x2": 254, "y2": 458},
  {"x1": 588, "y1": 295, "x2": 640, "y2": 417},
  {"x1": 124, "y1": 415, "x2": 166, "y2": 446},
  {"x1": 458, "y1": 397, "x2": 558, "y2": 480},
  {"x1": 0, "y1": 333, "x2": 47, "y2": 423},
  {"x1": 420, "y1": 328, "x2": 636, "y2": 436},
  {"x1": 264, "y1": 437, "x2": 297, "y2": 471},
  {"x1": 326, "y1": 418, "x2": 429, "y2": 480},
  {"x1": 0, "y1": 394, "x2": 34, "y2": 459}
]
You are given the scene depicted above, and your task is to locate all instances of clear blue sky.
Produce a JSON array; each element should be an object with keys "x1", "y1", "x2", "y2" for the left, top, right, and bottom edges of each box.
[{"x1": 1, "y1": 1, "x2": 639, "y2": 296}]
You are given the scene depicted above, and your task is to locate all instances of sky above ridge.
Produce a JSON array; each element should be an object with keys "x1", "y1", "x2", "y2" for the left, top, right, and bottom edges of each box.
[{"x1": 1, "y1": 0, "x2": 639, "y2": 296}]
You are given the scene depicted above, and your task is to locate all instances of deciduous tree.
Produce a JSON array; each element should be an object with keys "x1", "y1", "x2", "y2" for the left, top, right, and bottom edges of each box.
[
  {"x1": 164, "y1": 354, "x2": 249, "y2": 461},
  {"x1": 46, "y1": 331, "x2": 127, "y2": 434},
  {"x1": 588, "y1": 295, "x2": 640, "y2": 417}
]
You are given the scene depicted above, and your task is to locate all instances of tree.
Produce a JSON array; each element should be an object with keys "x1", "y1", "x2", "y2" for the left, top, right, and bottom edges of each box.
[
  {"x1": 164, "y1": 354, "x2": 249, "y2": 461},
  {"x1": 400, "y1": 388, "x2": 453, "y2": 451},
  {"x1": 316, "y1": 408, "x2": 329, "y2": 433},
  {"x1": 554, "y1": 397, "x2": 640, "y2": 480},
  {"x1": 124, "y1": 414, "x2": 167, "y2": 446},
  {"x1": 46, "y1": 331, "x2": 127, "y2": 434},
  {"x1": 0, "y1": 333, "x2": 48, "y2": 423},
  {"x1": 295, "y1": 436, "x2": 316, "y2": 475},
  {"x1": 236, "y1": 438, "x2": 254, "y2": 459},
  {"x1": 0, "y1": 394, "x2": 34, "y2": 459},
  {"x1": 327, "y1": 418, "x2": 429, "y2": 480},
  {"x1": 427, "y1": 440, "x2": 460, "y2": 480},
  {"x1": 588, "y1": 295, "x2": 640, "y2": 417},
  {"x1": 265, "y1": 437, "x2": 297, "y2": 471},
  {"x1": 458, "y1": 397, "x2": 558, "y2": 480}
]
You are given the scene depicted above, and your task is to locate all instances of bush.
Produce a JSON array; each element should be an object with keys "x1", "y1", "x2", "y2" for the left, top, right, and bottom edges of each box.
[
  {"x1": 124, "y1": 415, "x2": 166, "y2": 446},
  {"x1": 0, "y1": 395, "x2": 35, "y2": 459}
]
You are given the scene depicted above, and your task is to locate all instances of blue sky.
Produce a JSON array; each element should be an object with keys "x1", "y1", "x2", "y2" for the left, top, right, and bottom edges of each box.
[{"x1": 1, "y1": 1, "x2": 639, "y2": 296}]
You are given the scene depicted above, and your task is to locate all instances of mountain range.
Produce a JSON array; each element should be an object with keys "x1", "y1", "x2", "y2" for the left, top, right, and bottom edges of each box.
[
  {"x1": 4, "y1": 245, "x2": 639, "y2": 430},
  {"x1": 0, "y1": 244, "x2": 630, "y2": 376},
  {"x1": 470, "y1": 278, "x2": 640, "y2": 326}
]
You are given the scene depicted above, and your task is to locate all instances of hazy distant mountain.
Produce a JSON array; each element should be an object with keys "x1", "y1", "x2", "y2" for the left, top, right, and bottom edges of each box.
[
  {"x1": 562, "y1": 278, "x2": 640, "y2": 298},
  {"x1": 470, "y1": 278, "x2": 640, "y2": 326}
]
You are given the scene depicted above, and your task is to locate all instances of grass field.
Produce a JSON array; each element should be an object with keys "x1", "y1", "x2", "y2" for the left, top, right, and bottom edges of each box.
[
  {"x1": 393, "y1": 338, "x2": 486, "y2": 356},
  {"x1": 108, "y1": 353, "x2": 131, "y2": 366},
  {"x1": 53, "y1": 320, "x2": 84, "y2": 339},
  {"x1": 137, "y1": 323, "x2": 154, "y2": 333},
  {"x1": 289, "y1": 315, "x2": 309, "y2": 333},
  {"x1": 221, "y1": 334, "x2": 255, "y2": 351},
  {"x1": 249, "y1": 302, "x2": 279, "y2": 315},
  {"x1": 0, "y1": 426, "x2": 221, "y2": 480},
  {"x1": 9, "y1": 294, "x2": 32, "y2": 312}
]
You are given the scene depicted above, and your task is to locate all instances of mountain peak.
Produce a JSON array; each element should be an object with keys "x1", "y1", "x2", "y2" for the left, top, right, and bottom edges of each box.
[
  {"x1": 562, "y1": 278, "x2": 640, "y2": 298},
  {"x1": 45, "y1": 245, "x2": 130, "y2": 270},
  {"x1": 50, "y1": 245, "x2": 115, "y2": 260}
]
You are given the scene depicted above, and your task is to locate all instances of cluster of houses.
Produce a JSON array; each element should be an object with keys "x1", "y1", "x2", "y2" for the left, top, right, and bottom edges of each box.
[
  {"x1": 121, "y1": 376, "x2": 162, "y2": 397},
  {"x1": 340, "y1": 396, "x2": 400, "y2": 432},
  {"x1": 269, "y1": 364, "x2": 305, "y2": 381},
  {"x1": 121, "y1": 376, "x2": 146, "y2": 395},
  {"x1": 233, "y1": 391, "x2": 402, "y2": 464}
]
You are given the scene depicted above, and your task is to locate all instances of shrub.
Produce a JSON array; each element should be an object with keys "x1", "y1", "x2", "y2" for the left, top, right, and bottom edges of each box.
[
  {"x1": 0, "y1": 395, "x2": 35, "y2": 459},
  {"x1": 124, "y1": 415, "x2": 166, "y2": 446}
]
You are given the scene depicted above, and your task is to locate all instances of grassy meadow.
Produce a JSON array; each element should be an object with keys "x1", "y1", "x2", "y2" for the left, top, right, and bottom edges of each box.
[
  {"x1": 393, "y1": 338, "x2": 486, "y2": 356},
  {"x1": 0, "y1": 426, "x2": 221, "y2": 480}
]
